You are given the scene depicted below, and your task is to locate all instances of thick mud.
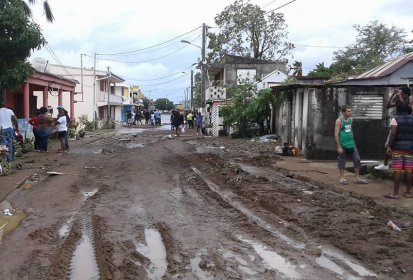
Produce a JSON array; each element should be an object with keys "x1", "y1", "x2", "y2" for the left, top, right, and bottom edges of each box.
[{"x1": 0, "y1": 127, "x2": 412, "y2": 279}]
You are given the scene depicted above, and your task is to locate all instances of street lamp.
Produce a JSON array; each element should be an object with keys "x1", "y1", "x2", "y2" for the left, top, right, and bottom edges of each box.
[{"x1": 181, "y1": 23, "x2": 207, "y2": 111}]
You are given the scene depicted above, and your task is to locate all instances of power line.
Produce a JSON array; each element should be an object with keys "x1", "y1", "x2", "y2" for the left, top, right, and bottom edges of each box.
[
  {"x1": 100, "y1": 31, "x2": 202, "y2": 57},
  {"x1": 134, "y1": 74, "x2": 188, "y2": 87},
  {"x1": 262, "y1": 0, "x2": 279, "y2": 8},
  {"x1": 98, "y1": 26, "x2": 202, "y2": 56},
  {"x1": 265, "y1": 0, "x2": 297, "y2": 14},
  {"x1": 97, "y1": 35, "x2": 201, "y2": 64},
  {"x1": 293, "y1": 43, "x2": 344, "y2": 49},
  {"x1": 122, "y1": 71, "x2": 187, "y2": 82}
]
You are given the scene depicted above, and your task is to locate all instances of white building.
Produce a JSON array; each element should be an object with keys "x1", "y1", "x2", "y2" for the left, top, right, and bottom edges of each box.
[
  {"x1": 44, "y1": 64, "x2": 125, "y2": 121},
  {"x1": 256, "y1": 69, "x2": 288, "y2": 90}
]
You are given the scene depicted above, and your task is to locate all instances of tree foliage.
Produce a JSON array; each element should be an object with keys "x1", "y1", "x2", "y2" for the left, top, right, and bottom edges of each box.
[
  {"x1": 221, "y1": 82, "x2": 285, "y2": 137},
  {"x1": 307, "y1": 62, "x2": 334, "y2": 78},
  {"x1": 154, "y1": 98, "x2": 175, "y2": 110},
  {"x1": 26, "y1": 0, "x2": 54, "y2": 22},
  {"x1": 0, "y1": 0, "x2": 45, "y2": 100},
  {"x1": 207, "y1": 0, "x2": 293, "y2": 62},
  {"x1": 331, "y1": 20, "x2": 409, "y2": 74}
]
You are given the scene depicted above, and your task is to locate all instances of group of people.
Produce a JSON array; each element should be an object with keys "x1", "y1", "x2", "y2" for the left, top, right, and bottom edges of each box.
[
  {"x1": 29, "y1": 106, "x2": 70, "y2": 155},
  {"x1": 126, "y1": 109, "x2": 162, "y2": 126},
  {"x1": 335, "y1": 87, "x2": 412, "y2": 199},
  {"x1": 0, "y1": 103, "x2": 70, "y2": 164},
  {"x1": 170, "y1": 110, "x2": 203, "y2": 138}
]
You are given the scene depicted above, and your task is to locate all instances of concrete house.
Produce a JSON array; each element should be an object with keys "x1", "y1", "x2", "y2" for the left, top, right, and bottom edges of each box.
[
  {"x1": 46, "y1": 64, "x2": 126, "y2": 122},
  {"x1": 206, "y1": 55, "x2": 288, "y2": 136},
  {"x1": 272, "y1": 52, "x2": 413, "y2": 160}
]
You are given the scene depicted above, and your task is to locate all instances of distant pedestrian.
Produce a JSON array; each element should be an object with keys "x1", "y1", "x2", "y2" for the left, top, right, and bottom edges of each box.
[
  {"x1": 375, "y1": 87, "x2": 412, "y2": 171},
  {"x1": 170, "y1": 111, "x2": 175, "y2": 131},
  {"x1": 334, "y1": 105, "x2": 368, "y2": 185},
  {"x1": 37, "y1": 107, "x2": 52, "y2": 152},
  {"x1": 29, "y1": 109, "x2": 41, "y2": 152},
  {"x1": 0, "y1": 101, "x2": 19, "y2": 162},
  {"x1": 54, "y1": 109, "x2": 68, "y2": 155},
  {"x1": 173, "y1": 110, "x2": 184, "y2": 139},
  {"x1": 144, "y1": 109, "x2": 150, "y2": 125},
  {"x1": 187, "y1": 111, "x2": 194, "y2": 129},
  {"x1": 195, "y1": 112, "x2": 203, "y2": 135},
  {"x1": 384, "y1": 97, "x2": 413, "y2": 199},
  {"x1": 57, "y1": 106, "x2": 70, "y2": 152}
]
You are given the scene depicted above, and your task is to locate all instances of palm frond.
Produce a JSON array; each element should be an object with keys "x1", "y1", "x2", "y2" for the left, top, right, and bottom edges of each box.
[
  {"x1": 43, "y1": 1, "x2": 54, "y2": 22},
  {"x1": 21, "y1": 1, "x2": 33, "y2": 17}
]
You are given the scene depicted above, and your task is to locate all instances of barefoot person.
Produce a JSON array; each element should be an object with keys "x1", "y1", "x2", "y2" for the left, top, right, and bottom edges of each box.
[
  {"x1": 334, "y1": 105, "x2": 368, "y2": 185},
  {"x1": 385, "y1": 100, "x2": 413, "y2": 199}
]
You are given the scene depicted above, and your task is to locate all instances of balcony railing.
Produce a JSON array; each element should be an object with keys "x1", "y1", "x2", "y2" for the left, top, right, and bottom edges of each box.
[{"x1": 97, "y1": 92, "x2": 123, "y2": 104}]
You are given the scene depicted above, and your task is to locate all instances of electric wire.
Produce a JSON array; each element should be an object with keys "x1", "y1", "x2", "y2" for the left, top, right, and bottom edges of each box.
[
  {"x1": 98, "y1": 26, "x2": 201, "y2": 56},
  {"x1": 262, "y1": 0, "x2": 279, "y2": 8},
  {"x1": 96, "y1": 35, "x2": 201, "y2": 64},
  {"x1": 265, "y1": 0, "x2": 296, "y2": 14}
]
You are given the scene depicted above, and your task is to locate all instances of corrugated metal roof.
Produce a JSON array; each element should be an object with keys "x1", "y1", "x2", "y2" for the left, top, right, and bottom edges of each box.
[{"x1": 356, "y1": 52, "x2": 413, "y2": 79}]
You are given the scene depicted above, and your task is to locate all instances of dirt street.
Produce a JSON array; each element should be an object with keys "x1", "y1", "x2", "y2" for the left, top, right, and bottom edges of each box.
[{"x1": 0, "y1": 125, "x2": 412, "y2": 280}]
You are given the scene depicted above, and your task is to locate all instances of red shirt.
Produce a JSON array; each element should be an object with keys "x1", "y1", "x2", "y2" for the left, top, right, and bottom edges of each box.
[{"x1": 29, "y1": 116, "x2": 40, "y2": 129}]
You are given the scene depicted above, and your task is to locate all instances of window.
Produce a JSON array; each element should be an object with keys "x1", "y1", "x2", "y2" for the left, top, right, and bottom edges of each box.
[
  {"x1": 236, "y1": 69, "x2": 256, "y2": 85},
  {"x1": 351, "y1": 94, "x2": 383, "y2": 120}
]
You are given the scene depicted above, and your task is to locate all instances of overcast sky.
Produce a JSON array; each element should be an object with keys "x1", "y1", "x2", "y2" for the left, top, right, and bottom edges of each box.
[{"x1": 30, "y1": 0, "x2": 412, "y2": 103}]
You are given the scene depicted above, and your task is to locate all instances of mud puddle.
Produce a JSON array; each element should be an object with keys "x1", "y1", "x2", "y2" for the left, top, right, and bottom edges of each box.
[
  {"x1": 126, "y1": 143, "x2": 145, "y2": 149},
  {"x1": 70, "y1": 231, "x2": 100, "y2": 280},
  {"x1": 191, "y1": 166, "x2": 378, "y2": 279},
  {"x1": 239, "y1": 236, "x2": 302, "y2": 279},
  {"x1": 116, "y1": 128, "x2": 145, "y2": 136},
  {"x1": 136, "y1": 228, "x2": 167, "y2": 279}
]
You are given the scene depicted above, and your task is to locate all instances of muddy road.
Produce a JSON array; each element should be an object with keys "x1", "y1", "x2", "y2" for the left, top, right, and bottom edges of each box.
[{"x1": 0, "y1": 125, "x2": 412, "y2": 279}]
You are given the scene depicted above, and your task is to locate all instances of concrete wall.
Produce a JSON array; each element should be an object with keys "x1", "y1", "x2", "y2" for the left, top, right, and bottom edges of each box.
[{"x1": 277, "y1": 86, "x2": 392, "y2": 160}]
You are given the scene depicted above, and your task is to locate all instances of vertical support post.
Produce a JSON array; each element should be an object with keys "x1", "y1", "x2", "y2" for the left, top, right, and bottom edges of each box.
[
  {"x1": 201, "y1": 23, "x2": 206, "y2": 109},
  {"x1": 43, "y1": 86, "x2": 49, "y2": 108},
  {"x1": 190, "y1": 69, "x2": 194, "y2": 110},
  {"x1": 93, "y1": 53, "x2": 97, "y2": 129},
  {"x1": 107, "y1": 66, "x2": 111, "y2": 122},
  {"x1": 24, "y1": 82, "x2": 30, "y2": 118},
  {"x1": 70, "y1": 91, "x2": 75, "y2": 120},
  {"x1": 58, "y1": 89, "x2": 63, "y2": 106}
]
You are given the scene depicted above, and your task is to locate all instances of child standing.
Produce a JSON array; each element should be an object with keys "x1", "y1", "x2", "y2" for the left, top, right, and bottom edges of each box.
[{"x1": 55, "y1": 109, "x2": 67, "y2": 155}]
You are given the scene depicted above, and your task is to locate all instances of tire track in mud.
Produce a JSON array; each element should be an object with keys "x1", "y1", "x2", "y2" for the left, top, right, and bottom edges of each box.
[{"x1": 170, "y1": 147, "x2": 380, "y2": 279}]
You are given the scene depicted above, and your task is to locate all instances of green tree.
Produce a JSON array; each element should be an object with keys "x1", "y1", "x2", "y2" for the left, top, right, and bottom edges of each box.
[
  {"x1": 25, "y1": 0, "x2": 54, "y2": 22},
  {"x1": 332, "y1": 20, "x2": 408, "y2": 74},
  {"x1": 307, "y1": 62, "x2": 333, "y2": 78},
  {"x1": 154, "y1": 98, "x2": 175, "y2": 110},
  {"x1": 0, "y1": 0, "x2": 46, "y2": 101},
  {"x1": 192, "y1": 72, "x2": 201, "y2": 109},
  {"x1": 208, "y1": 0, "x2": 293, "y2": 62}
]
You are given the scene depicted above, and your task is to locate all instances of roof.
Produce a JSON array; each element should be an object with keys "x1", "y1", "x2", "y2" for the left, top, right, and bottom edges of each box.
[{"x1": 355, "y1": 52, "x2": 413, "y2": 80}]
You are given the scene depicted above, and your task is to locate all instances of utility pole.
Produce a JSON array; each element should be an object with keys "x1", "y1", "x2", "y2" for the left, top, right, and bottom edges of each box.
[
  {"x1": 80, "y1": 54, "x2": 84, "y2": 101},
  {"x1": 93, "y1": 53, "x2": 97, "y2": 130},
  {"x1": 201, "y1": 22, "x2": 207, "y2": 110},
  {"x1": 190, "y1": 69, "x2": 194, "y2": 110},
  {"x1": 107, "y1": 66, "x2": 111, "y2": 122}
]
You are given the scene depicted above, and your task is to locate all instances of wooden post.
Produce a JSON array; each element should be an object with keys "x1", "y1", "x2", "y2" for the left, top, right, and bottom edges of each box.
[
  {"x1": 70, "y1": 91, "x2": 75, "y2": 120},
  {"x1": 43, "y1": 86, "x2": 49, "y2": 108},
  {"x1": 24, "y1": 82, "x2": 30, "y2": 118}
]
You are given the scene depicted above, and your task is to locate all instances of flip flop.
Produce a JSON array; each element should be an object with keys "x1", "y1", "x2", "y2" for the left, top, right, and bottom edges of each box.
[
  {"x1": 403, "y1": 193, "x2": 412, "y2": 198},
  {"x1": 339, "y1": 178, "x2": 348, "y2": 185},
  {"x1": 384, "y1": 193, "x2": 400, "y2": 199},
  {"x1": 354, "y1": 179, "x2": 369, "y2": 184}
]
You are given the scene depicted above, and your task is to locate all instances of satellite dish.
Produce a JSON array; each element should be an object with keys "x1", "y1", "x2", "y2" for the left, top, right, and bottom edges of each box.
[{"x1": 31, "y1": 57, "x2": 49, "y2": 73}]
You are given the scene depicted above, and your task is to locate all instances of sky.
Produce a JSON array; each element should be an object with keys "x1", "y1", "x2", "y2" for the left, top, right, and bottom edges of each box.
[{"x1": 29, "y1": 0, "x2": 413, "y2": 103}]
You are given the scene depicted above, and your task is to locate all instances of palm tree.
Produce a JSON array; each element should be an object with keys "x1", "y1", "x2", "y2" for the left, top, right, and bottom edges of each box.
[
  {"x1": 291, "y1": 61, "x2": 303, "y2": 77},
  {"x1": 22, "y1": 0, "x2": 54, "y2": 22}
]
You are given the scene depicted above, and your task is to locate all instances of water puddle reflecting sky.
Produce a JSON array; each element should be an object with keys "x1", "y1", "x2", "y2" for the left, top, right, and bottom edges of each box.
[{"x1": 136, "y1": 228, "x2": 167, "y2": 279}]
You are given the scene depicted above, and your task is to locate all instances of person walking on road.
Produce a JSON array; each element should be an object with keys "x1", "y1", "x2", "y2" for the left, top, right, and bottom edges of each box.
[
  {"x1": 0, "y1": 101, "x2": 19, "y2": 162},
  {"x1": 54, "y1": 108, "x2": 68, "y2": 155},
  {"x1": 375, "y1": 87, "x2": 412, "y2": 171},
  {"x1": 57, "y1": 106, "x2": 70, "y2": 152},
  {"x1": 384, "y1": 98, "x2": 413, "y2": 199},
  {"x1": 196, "y1": 112, "x2": 203, "y2": 135},
  {"x1": 173, "y1": 110, "x2": 184, "y2": 139},
  {"x1": 334, "y1": 105, "x2": 368, "y2": 185},
  {"x1": 29, "y1": 109, "x2": 41, "y2": 152}
]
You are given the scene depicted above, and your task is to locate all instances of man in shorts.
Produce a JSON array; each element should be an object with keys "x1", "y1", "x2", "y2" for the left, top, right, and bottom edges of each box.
[
  {"x1": 334, "y1": 105, "x2": 368, "y2": 185},
  {"x1": 385, "y1": 99, "x2": 413, "y2": 199}
]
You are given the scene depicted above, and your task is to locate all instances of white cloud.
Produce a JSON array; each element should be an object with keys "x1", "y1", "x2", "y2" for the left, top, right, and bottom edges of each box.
[{"x1": 29, "y1": 0, "x2": 413, "y2": 101}]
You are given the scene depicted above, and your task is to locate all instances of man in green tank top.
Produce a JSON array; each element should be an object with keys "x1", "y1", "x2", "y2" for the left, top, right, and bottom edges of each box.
[{"x1": 334, "y1": 105, "x2": 368, "y2": 185}]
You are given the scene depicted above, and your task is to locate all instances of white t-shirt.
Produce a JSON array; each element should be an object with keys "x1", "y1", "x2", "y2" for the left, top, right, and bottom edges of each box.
[
  {"x1": 0, "y1": 108, "x2": 15, "y2": 129},
  {"x1": 56, "y1": 116, "x2": 67, "y2": 132}
]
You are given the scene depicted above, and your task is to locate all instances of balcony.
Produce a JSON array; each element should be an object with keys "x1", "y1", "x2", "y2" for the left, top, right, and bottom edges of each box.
[{"x1": 97, "y1": 92, "x2": 123, "y2": 106}]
